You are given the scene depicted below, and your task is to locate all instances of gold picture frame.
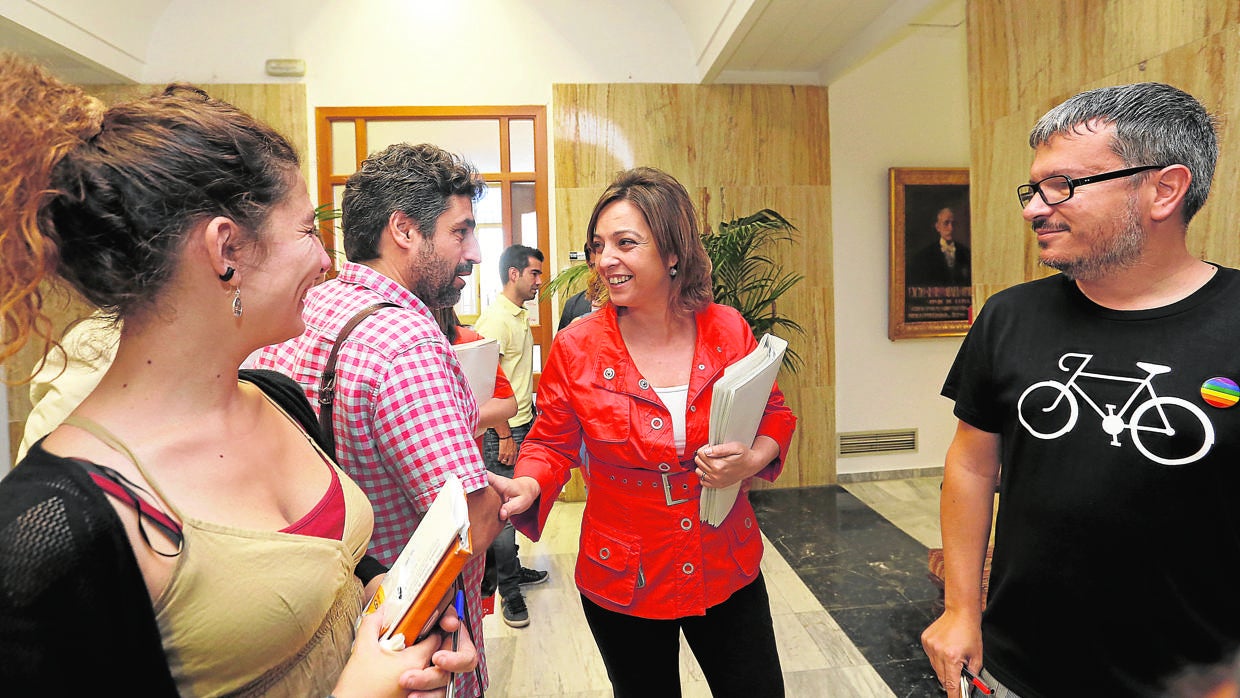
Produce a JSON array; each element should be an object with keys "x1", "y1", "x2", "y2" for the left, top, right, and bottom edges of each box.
[{"x1": 888, "y1": 167, "x2": 973, "y2": 340}]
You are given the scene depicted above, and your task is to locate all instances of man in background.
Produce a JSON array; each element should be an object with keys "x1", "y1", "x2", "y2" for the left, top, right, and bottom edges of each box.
[
  {"x1": 558, "y1": 241, "x2": 598, "y2": 330},
  {"x1": 921, "y1": 82, "x2": 1240, "y2": 696},
  {"x1": 474, "y1": 243, "x2": 548, "y2": 628}
]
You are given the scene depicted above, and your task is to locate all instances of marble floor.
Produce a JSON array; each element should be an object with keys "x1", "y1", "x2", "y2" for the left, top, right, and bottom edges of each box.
[{"x1": 480, "y1": 476, "x2": 945, "y2": 698}]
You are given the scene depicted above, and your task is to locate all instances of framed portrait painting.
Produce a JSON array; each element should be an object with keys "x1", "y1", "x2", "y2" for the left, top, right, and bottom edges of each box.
[{"x1": 888, "y1": 167, "x2": 972, "y2": 340}]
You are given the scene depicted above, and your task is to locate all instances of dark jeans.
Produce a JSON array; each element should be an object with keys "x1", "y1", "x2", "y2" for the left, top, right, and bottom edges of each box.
[
  {"x1": 580, "y1": 574, "x2": 784, "y2": 698},
  {"x1": 482, "y1": 419, "x2": 532, "y2": 601}
]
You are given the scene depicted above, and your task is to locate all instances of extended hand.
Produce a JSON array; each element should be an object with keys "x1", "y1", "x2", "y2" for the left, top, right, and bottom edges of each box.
[{"x1": 487, "y1": 472, "x2": 540, "y2": 520}]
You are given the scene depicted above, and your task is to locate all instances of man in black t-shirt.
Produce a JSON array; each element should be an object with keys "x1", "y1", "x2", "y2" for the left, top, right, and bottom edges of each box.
[{"x1": 921, "y1": 83, "x2": 1240, "y2": 697}]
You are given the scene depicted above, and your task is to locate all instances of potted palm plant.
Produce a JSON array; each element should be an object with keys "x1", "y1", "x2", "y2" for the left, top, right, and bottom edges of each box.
[{"x1": 701, "y1": 209, "x2": 804, "y2": 371}]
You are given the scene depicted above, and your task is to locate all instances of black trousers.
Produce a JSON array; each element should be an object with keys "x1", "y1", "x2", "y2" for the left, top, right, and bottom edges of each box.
[{"x1": 580, "y1": 573, "x2": 785, "y2": 698}]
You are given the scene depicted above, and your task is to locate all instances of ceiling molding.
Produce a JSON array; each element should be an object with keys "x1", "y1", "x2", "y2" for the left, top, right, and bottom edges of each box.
[
  {"x1": 818, "y1": 0, "x2": 944, "y2": 85},
  {"x1": 690, "y1": 0, "x2": 771, "y2": 84},
  {"x1": 0, "y1": 1, "x2": 151, "y2": 83}
]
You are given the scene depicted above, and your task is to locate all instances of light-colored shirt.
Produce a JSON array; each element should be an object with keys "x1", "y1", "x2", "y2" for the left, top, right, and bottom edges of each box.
[
  {"x1": 474, "y1": 293, "x2": 536, "y2": 426},
  {"x1": 18, "y1": 311, "x2": 118, "y2": 460},
  {"x1": 653, "y1": 383, "x2": 689, "y2": 455}
]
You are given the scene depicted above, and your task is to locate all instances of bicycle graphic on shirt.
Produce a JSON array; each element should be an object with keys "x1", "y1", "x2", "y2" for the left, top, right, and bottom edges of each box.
[{"x1": 1017, "y1": 352, "x2": 1214, "y2": 466}]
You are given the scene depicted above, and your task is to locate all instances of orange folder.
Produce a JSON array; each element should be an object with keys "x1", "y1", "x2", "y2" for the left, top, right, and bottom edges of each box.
[{"x1": 361, "y1": 473, "x2": 473, "y2": 647}]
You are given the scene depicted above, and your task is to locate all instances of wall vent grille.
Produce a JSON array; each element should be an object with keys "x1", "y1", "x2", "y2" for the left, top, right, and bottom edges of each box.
[{"x1": 838, "y1": 429, "x2": 918, "y2": 457}]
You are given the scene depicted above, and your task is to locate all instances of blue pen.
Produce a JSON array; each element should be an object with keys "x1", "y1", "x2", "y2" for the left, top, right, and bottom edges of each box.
[{"x1": 446, "y1": 589, "x2": 465, "y2": 698}]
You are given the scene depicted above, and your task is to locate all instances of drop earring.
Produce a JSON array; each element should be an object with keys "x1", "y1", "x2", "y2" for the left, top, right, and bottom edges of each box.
[
  {"x1": 232, "y1": 287, "x2": 243, "y2": 317},
  {"x1": 669, "y1": 266, "x2": 679, "y2": 278}
]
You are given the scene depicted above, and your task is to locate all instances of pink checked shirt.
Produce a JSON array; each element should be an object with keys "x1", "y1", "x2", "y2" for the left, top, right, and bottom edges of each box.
[{"x1": 248, "y1": 262, "x2": 488, "y2": 697}]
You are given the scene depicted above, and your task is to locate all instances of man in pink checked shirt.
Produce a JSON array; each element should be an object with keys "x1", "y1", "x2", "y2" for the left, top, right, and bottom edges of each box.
[{"x1": 249, "y1": 142, "x2": 502, "y2": 698}]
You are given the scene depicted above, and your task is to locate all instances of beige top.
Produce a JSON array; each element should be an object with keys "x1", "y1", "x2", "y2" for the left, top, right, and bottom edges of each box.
[{"x1": 64, "y1": 387, "x2": 374, "y2": 697}]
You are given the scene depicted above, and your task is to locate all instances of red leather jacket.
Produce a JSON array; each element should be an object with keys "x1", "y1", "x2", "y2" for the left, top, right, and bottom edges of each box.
[{"x1": 512, "y1": 303, "x2": 796, "y2": 619}]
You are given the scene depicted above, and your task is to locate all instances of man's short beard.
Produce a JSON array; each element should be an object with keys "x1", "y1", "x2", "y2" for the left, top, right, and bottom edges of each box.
[
  {"x1": 410, "y1": 241, "x2": 469, "y2": 309},
  {"x1": 415, "y1": 279, "x2": 463, "y2": 309},
  {"x1": 1041, "y1": 196, "x2": 1145, "y2": 282}
]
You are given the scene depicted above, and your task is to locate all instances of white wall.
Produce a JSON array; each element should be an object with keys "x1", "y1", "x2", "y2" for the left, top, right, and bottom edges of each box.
[
  {"x1": 828, "y1": 17, "x2": 968, "y2": 475},
  {"x1": 141, "y1": 0, "x2": 701, "y2": 255},
  {"x1": 144, "y1": 1, "x2": 699, "y2": 104}
]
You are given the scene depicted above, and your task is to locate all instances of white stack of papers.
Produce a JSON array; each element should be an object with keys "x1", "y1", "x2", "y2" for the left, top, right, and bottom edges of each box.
[
  {"x1": 452, "y1": 337, "x2": 499, "y2": 402},
  {"x1": 701, "y1": 333, "x2": 788, "y2": 526}
]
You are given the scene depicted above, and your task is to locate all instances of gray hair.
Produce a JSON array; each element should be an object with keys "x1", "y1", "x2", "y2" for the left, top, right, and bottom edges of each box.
[
  {"x1": 1028, "y1": 82, "x2": 1218, "y2": 223},
  {"x1": 340, "y1": 143, "x2": 484, "y2": 262}
]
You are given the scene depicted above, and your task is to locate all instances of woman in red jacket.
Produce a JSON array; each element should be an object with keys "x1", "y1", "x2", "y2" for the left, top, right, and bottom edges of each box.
[{"x1": 493, "y1": 167, "x2": 797, "y2": 697}]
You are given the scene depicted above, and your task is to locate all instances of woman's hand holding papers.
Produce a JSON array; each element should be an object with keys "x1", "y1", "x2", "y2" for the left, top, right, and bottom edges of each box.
[{"x1": 694, "y1": 436, "x2": 781, "y2": 489}]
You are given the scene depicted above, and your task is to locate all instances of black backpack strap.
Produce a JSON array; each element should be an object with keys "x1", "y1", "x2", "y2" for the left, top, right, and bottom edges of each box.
[{"x1": 239, "y1": 368, "x2": 331, "y2": 454}]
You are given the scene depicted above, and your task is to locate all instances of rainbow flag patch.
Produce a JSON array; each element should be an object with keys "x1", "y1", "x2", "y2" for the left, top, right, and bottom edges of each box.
[{"x1": 1201, "y1": 377, "x2": 1240, "y2": 408}]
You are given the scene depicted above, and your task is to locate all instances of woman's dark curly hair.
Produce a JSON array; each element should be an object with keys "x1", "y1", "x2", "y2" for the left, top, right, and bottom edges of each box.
[{"x1": 0, "y1": 53, "x2": 300, "y2": 366}]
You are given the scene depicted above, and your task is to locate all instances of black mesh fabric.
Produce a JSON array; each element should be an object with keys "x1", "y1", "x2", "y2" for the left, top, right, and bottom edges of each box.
[
  {"x1": 0, "y1": 450, "x2": 179, "y2": 694},
  {"x1": 0, "y1": 369, "x2": 378, "y2": 693}
]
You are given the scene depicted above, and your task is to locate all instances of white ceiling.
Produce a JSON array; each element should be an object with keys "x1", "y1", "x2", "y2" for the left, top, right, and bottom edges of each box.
[
  {"x1": 0, "y1": 14, "x2": 130, "y2": 83},
  {"x1": 698, "y1": 0, "x2": 964, "y2": 85},
  {"x1": 0, "y1": 0, "x2": 964, "y2": 86}
]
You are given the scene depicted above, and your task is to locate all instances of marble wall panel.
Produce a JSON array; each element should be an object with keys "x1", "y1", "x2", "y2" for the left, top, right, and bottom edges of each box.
[{"x1": 968, "y1": 0, "x2": 1240, "y2": 309}]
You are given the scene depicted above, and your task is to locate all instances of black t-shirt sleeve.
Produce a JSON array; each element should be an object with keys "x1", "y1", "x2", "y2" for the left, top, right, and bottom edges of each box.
[{"x1": 942, "y1": 297, "x2": 1003, "y2": 434}]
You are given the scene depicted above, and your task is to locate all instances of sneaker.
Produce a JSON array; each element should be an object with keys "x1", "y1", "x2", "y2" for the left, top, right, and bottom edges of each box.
[
  {"x1": 517, "y1": 566, "x2": 549, "y2": 586},
  {"x1": 502, "y1": 594, "x2": 530, "y2": 628}
]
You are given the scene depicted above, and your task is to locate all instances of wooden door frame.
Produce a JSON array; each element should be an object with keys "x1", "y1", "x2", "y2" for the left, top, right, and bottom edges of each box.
[{"x1": 314, "y1": 105, "x2": 551, "y2": 373}]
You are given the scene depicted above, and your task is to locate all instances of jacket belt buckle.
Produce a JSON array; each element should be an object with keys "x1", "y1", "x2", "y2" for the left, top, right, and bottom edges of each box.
[{"x1": 662, "y1": 472, "x2": 690, "y2": 506}]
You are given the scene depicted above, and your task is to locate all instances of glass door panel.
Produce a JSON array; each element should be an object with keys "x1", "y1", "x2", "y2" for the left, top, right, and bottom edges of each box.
[
  {"x1": 325, "y1": 183, "x2": 347, "y2": 269},
  {"x1": 463, "y1": 182, "x2": 506, "y2": 324},
  {"x1": 329, "y1": 120, "x2": 356, "y2": 176},
  {"x1": 365, "y1": 119, "x2": 502, "y2": 172},
  {"x1": 316, "y1": 106, "x2": 548, "y2": 373},
  {"x1": 511, "y1": 181, "x2": 538, "y2": 248},
  {"x1": 509, "y1": 119, "x2": 536, "y2": 172}
]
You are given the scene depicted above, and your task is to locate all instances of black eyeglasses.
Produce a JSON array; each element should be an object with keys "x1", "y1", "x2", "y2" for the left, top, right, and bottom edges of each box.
[{"x1": 1016, "y1": 165, "x2": 1168, "y2": 208}]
